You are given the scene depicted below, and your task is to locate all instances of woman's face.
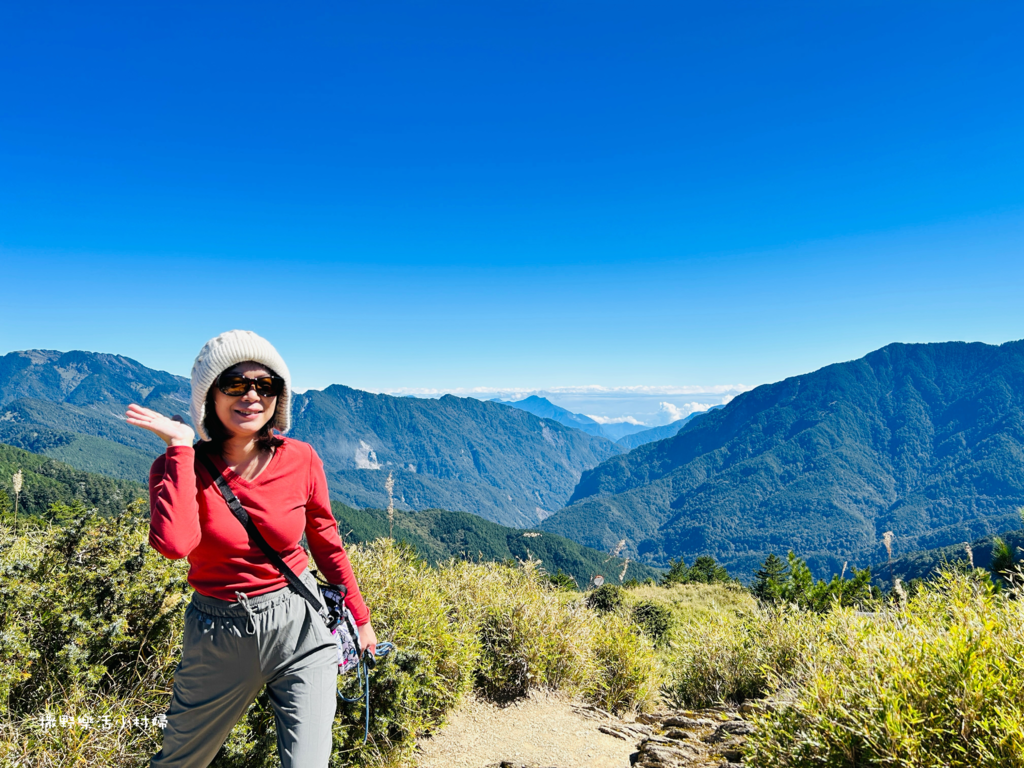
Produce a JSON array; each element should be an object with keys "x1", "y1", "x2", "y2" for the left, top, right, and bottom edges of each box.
[{"x1": 212, "y1": 362, "x2": 278, "y2": 440}]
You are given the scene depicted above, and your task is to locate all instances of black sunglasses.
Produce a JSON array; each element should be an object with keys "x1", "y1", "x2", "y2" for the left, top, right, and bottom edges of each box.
[{"x1": 216, "y1": 374, "x2": 285, "y2": 397}]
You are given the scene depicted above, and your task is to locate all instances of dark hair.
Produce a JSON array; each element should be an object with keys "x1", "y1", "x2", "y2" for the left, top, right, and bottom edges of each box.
[{"x1": 202, "y1": 364, "x2": 285, "y2": 456}]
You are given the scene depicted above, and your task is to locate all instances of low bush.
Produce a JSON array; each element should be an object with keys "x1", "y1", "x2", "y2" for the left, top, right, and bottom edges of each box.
[
  {"x1": 547, "y1": 569, "x2": 577, "y2": 591},
  {"x1": 0, "y1": 501, "x2": 188, "y2": 767},
  {"x1": 660, "y1": 605, "x2": 811, "y2": 709},
  {"x1": 629, "y1": 601, "x2": 672, "y2": 646},
  {"x1": 586, "y1": 584, "x2": 624, "y2": 613},
  {"x1": 588, "y1": 611, "x2": 662, "y2": 714}
]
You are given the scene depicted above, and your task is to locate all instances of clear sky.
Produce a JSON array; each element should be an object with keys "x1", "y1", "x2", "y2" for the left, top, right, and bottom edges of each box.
[{"x1": 2, "y1": 2, "x2": 1022, "y2": 409}]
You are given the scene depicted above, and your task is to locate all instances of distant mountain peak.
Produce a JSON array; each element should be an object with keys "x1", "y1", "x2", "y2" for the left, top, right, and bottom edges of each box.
[
  {"x1": 541, "y1": 339, "x2": 1024, "y2": 580},
  {"x1": 16, "y1": 349, "x2": 63, "y2": 365}
]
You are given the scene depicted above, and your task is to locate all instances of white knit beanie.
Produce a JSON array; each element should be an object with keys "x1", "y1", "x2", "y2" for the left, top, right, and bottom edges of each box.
[{"x1": 190, "y1": 330, "x2": 292, "y2": 442}]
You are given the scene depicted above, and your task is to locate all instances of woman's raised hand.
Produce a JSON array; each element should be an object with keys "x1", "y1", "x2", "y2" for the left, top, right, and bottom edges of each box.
[{"x1": 126, "y1": 403, "x2": 195, "y2": 447}]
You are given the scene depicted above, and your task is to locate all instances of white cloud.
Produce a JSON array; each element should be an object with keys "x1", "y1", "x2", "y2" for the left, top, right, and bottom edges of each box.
[
  {"x1": 373, "y1": 384, "x2": 753, "y2": 398},
  {"x1": 659, "y1": 401, "x2": 713, "y2": 423},
  {"x1": 585, "y1": 414, "x2": 646, "y2": 425},
  {"x1": 354, "y1": 440, "x2": 381, "y2": 470},
  {"x1": 295, "y1": 382, "x2": 752, "y2": 431}
]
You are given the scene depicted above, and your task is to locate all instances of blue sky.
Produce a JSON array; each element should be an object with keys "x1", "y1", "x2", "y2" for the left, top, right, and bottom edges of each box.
[{"x1": 2, "y1": 1, "x2": 1022, "y2": 419}]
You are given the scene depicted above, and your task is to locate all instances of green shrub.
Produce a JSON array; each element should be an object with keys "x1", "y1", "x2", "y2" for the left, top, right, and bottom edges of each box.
[
  {"x1": 548, "y1": 569, "x2": 578, "y2": 591},
  {"x1": 630, "y1": 601, "x2": 672, "y2": 646},
  {"x1": 662, "y1": 611, "x2": 770, "y2": 708},
  {"x1": 588, "y1": 611, "x2": 661, "y2": 714},
  {"x1": 662, "y1": 554, "x2": 734, "y2": 586},
  {"x1": 0, "y1": 500, "x2": 188, "y2": 767},
  {"x1": 586, "y1": 584, "x2": 624, "y2": 613}
]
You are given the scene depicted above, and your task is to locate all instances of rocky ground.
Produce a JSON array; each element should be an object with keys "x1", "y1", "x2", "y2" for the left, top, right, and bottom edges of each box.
[{"x1": 415, "y1": 692, "x2": 761, "y2": 768}]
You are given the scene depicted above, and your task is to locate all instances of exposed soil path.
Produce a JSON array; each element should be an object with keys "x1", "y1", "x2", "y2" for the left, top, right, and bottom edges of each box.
[
  {"x1": 414, "y1": 691, "x2": 642, "y2": 768},
  {"x1": 415, "y1": 693, "x2": 760, "y2": 768}
]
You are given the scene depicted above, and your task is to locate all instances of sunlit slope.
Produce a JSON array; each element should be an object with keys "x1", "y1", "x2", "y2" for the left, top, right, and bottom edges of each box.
[
  {"x1": 0, "y1": 442, "x2": 146, "y2": 519},
  {"x1": 541, "y1": 340, "x2": 1024, "y2": 579},
  {"x1": 289, "y1": 385, "x2": 622, "y2": 528},
  {"x1": 331, "y1": 502, "x2": 659, "y2": 586}
]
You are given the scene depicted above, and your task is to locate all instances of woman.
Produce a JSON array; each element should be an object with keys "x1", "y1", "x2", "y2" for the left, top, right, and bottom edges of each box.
[{"x1": 127, "y1": 329, "x2": 377, "y2": 768}]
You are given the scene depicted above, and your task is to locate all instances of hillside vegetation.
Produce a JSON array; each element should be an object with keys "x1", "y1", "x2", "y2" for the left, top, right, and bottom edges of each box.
[
  {"x1": 0, "y1": 423, "x2": 156, "y2": 483},
  {"x1": 872, "y1": 526, "x2": 1024, "y2": 590},
  {"x1": 332, "y1": 502, "x2": 660, "y2": 587},
  {"x1": 0, "y1": 443, "x2": 145, "y2": 520},
  {"x1": 542, "y1": 340, "x2": 1024, "y2": 578}
]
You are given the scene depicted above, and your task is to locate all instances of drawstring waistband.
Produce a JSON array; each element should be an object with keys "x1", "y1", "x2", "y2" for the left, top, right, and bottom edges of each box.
[
  {"x1": 234, "y1": 591, "x2": 258, "y2": 636},
  {"x1": 190, "y1": 569, "x2": 314, "y2": 618}
]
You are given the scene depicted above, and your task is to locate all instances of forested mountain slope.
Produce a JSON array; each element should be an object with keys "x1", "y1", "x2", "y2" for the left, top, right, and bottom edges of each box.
[
  {"x1": 289, "y1": 386, "x2": 622, "y2": 527},
  {"x1": 0, "y1": 350, "x2": 188, "y2": 481},
  {"x1": 871, "y1": 527, "x2": 1024, "y2": 591},
  {"x1": 541, "y1": 341, "x2": 1024, "y2": 578},
  {"x1": 332, "y1": 503, "x2": 659, "y2": 587},
  {"x1": 0, "y1": 442, "x2": 146, "y2": 519}
]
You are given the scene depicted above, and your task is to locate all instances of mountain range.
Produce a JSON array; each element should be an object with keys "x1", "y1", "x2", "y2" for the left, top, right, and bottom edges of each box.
[
  {"x1": 613, "y1": 407, "x2": 724, "y2": 451},
  {"x1": 288, "y1": 386, "x2": 620, "y2": 527},
  {"x1": 5, "y1": 341, "x2": 1024, "y2": 581},
  {"x1": 0, "y1": 349, "x2": 189, "y2": 481},
  {"x1": 541, "y1": 341, "x2": 1024, "y2": 578},
  {"x1": 493, "y1": 395, "x2": 719, "y2": 448},
  {"x1": 491, "y1": 396, "x2": 649, "y2": 441},
  {"x1": 0, "y1": 350, "x2": 623, "y2": 529}
]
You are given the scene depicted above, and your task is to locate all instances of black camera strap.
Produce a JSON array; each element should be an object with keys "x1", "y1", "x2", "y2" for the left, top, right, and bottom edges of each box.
[{"x1": 196, "y1": 450, "x2": 340, "y2": 630}]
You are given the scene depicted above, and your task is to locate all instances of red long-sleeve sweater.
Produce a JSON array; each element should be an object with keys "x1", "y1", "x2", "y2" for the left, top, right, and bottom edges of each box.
[{"x1": 148, "y1": 437, "x2": 370, "y2": 626}]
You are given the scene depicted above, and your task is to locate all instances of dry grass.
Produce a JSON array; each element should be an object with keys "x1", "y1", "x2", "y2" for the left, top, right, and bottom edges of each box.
[{"x1": 746, "y1": 571, "x2": 1024, "y2": 767}]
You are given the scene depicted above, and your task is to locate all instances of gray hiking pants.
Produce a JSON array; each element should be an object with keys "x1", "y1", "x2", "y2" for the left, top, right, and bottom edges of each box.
[{"x1": 151, "y1": 569, "x2": 338, "y2": 768}]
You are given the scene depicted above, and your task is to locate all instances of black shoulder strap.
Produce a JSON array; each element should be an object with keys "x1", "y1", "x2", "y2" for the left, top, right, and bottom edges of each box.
[{"x1": 196, "y1": 450, "x2": 338, "y2": 629}]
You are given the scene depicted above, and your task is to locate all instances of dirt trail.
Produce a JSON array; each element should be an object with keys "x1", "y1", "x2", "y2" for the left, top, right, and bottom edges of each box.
[{"x1": 414, "y1": 691, "x2": 640, "y2": 768}]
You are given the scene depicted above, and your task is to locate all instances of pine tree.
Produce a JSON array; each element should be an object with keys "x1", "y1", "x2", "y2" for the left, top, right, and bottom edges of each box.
[
  {"x1": 752, "y1": 553, "x2": 787, "y2": 602},
  {"x1": 661, "y1": 557, "x2": 688, "y2": 586},
  {"x1": 991, "y1": 536, "x2": 1017, "y2": 584},
  {"x1": 687, "y1": 555, "x2": 731, "y2": 584},
  {"x1": 781, "y1": 551, "x2": 815, "y2": 607}
]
